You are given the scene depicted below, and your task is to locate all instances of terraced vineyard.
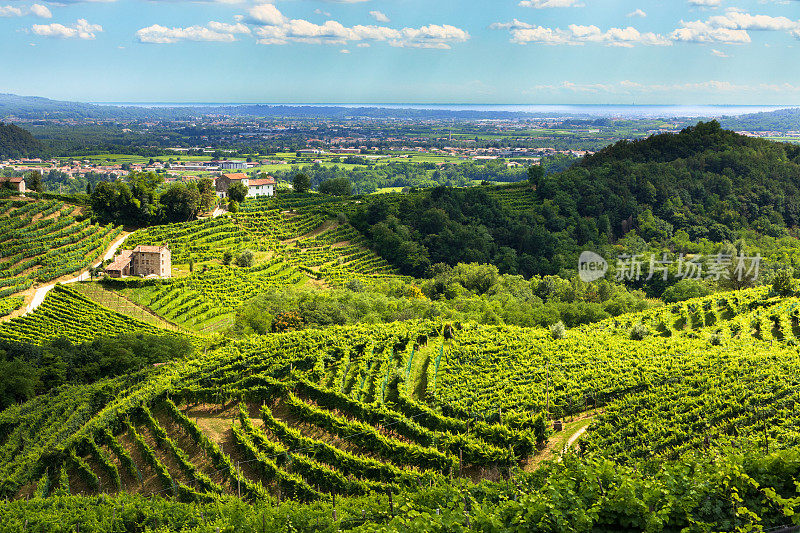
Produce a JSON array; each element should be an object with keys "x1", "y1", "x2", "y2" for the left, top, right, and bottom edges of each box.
[
  {"x1": 0, "y1": 295, "x2": 23, "y2": 317},
  {"x1": 0, "y1": 321, "x2": 541, "y2": 504},
  {"x1": 0, "y1": 198, "x2": 122, "y2": 297},
  {"x1": 4, "y1": 287, "x2": 800, "y2": 529},
  {"x1": 119, "y1": 259, "x2": 305, "y2": 331},
  {"x1": 116, "y1": 197, "x2": 404, "y2": 331},
  {"x1": 0, "y1": 284, "x2": 179, "y2": 345},
  {"x1": 485, "y1": 184, "x2": 538, "y2": 211}
]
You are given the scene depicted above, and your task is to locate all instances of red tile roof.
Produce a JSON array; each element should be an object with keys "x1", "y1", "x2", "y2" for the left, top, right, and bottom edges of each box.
[
  {"x1": 221, "y1": 173, "x2": 248, "y2": 181},
  {"x1": 133, "y1": 245, "x2": 169, "y2": 253},
  {"x1": 248, "y1": 177, "x2": 275, "y2": 186},
  {"x1": 106, "y1": 250, "x2": 132, "y2": 271}
]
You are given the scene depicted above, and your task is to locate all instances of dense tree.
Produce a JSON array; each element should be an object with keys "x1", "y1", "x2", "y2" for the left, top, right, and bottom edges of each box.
[
  {"x1": 236, "y1": 249, "x2": 254, "y2": 268},
  {"x1": 25, "y1": 170, "x2": 43, "y2": 192},
  {"x1": 292, "y1": 173, "x2": 311, "y2": 193},
  {"x1": 228, "y1": 182, "x2": 247, "y2": 203},
  {"x1": 0, "y1": 122, "x2": 43, "y2": 159},
  {"x1": 196, "y1": 177, "x2": 216, "y2": 211},
  {"x1": 160, "y1": 182, "x2": 201, "y2": 222},
  {"x1": 318, "y1": 177, "x2": 352, "y2": 196},
  {"x1": 0, "y1": 333, "x2": 193, "y2": 410}
]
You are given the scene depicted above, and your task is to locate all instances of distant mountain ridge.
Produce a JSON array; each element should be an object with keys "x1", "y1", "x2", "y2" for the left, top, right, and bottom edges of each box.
[
  {"x1": 4, "y1": 93, "x2": 798, "y2": 123},
  {"x1": 0, "y1": 93, "x2": 563, "y2": 121}
]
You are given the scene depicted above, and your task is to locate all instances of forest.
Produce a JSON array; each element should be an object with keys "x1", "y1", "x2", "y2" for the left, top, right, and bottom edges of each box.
[
  {"x1": 0, "y1": 122, "x2": 43, "y2": 158},
  {"x1": 349, "y1": 122, "x2": 800, "y2": 288}
]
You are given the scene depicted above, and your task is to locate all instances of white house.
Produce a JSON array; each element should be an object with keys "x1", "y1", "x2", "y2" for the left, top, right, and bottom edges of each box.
[{"x1": 215, "y1": 172, "x2": 275, "y2": 198}]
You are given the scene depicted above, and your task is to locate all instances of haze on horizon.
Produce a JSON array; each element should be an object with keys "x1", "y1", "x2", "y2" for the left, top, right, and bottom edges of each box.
[{"x1": 1, "y1": 0, "x2": 800, "y2": 105}]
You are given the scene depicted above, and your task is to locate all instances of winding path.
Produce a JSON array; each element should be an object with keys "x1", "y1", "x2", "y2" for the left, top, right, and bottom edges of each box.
[
  {"x1": 563, "y1": 426, "x2": 588, "y2": 454},
  {"x1": 25, "y1": 231, "x2": 133, "y2": 315}
]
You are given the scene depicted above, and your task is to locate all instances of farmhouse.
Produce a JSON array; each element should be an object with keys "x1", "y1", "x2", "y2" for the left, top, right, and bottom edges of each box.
[
  {"x1": 106, "y1": 245, "x2": 171, "y2": 278},
  {"x1": 0, "y1": 176, "x2": 25, "y2": 193},
  {"x1": 215, "y1": 172, "x2": 275, "y2": 198}
]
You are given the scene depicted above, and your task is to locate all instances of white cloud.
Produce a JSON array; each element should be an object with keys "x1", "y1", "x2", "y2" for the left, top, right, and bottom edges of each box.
[
  {"x1": 207, "y1": 21, "x2": 250, "y2": 34},
  {"x1": 137, "y1": 21, "x2": 249, "y2": 43},
  {"x1": 627, "y1": 9, "x2": 646, "y2": 18},
  {"x1": 671, "y1": 10, "x2": 800, "y2": 43},
  {"x1": 711, "y1": 48, "x2": 729, "y2": 57},
  {"x1": 1, "y1": 4, "x2": 51, "y2": 18},
  {"x1": 493, "y1": 21, "x2": 670, "y2": 47},
  {"x1": 30, "y1": 4, "x2": 51, "y2": 18},
  {"x1": 0, "y1": 5, "x2": 23, "y2": 17},
  {"x1": 248, "y1": 3, "x2": 287, "y2": 26},
  {"x1": 689, "y1": 0, "x2": 722, "y2": 6},
  {"x1": 32, "y1": 18, "x2": 101, "y2": 39},
  {"x1": 314, "y1": 8, "x2": 331, "y2": 17},
  {"x1": 518, "y1": 0, "x2": 583, "y2": 7},
  {"x1": 252, "y1": 4, "x2": 468, "y2": 48},
  {"x1": 369, "y1": 10, "x2": 389, "y2": 23},
  {"x1": 340, "y1": 48, "x2": 349, "y2": 53}
]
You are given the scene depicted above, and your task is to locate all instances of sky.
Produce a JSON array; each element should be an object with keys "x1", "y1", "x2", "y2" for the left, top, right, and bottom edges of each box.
[{"x1": 1, "y1": 0, "x2": 800, "y2": 104}]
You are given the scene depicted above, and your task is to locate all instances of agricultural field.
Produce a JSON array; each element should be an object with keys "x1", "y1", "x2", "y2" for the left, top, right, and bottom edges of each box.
[
  {"x1": 112, "y1": 196, "x2": 402, "y2": 332},
  {"x1": 0, "y1": 198, "x2": 122, "y2": 298},
  {"x1": 2, "y1": 286, "x2": 800, "y2": 529},
  {"x1": 0, "y1": 284, "x2": 182, "y2": 345}
]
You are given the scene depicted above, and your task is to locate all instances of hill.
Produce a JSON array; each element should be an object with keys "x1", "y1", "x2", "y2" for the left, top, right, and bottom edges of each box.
[
  {"x1": 349, "y1": 122, "x2": 800, "y2": 285},
  {"x1": 720, "y1": 107, "x2": 800, "y2": 131},
  {"x1": 0, "y1": 122, "x2": 43, "y2": 159},
  {"x1": 0, "y1": 197, "x2": 122, "y2": 299},
  {"x1": 1, "y1": 286, "x2": 800, "y2": 529}
]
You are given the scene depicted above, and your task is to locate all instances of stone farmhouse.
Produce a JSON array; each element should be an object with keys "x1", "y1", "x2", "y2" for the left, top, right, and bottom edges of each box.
[
  {"x1": 215, "y1": 173, "x2": 275, "y2": 199},
  {"x1": 105, "y1": 245, "x2": 172, "y2": 278},
  {"x1": 0, "y1": 176, "x2": 25, "y2": 193}
]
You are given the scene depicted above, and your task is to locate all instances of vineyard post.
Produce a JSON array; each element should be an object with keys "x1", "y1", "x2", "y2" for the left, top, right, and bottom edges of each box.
[
  {"x1": 546, "y1": 360, "x2": 550, "y2": 417},
  {"x1": 388, "y1": 489, "x2": 394, "y2": 517},
  {"x1": 332, "y1": 493, "x2": 337, "y2": 522},
  {"x1": 459, "y1": 448, "x2": 463, "y2": 477},
  {"x1": 236, "y1": 461, "x2": 241, "y2": 499}
]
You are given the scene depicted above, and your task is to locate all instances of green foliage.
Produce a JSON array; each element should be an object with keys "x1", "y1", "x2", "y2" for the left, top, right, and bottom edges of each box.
[
  {"x1": 772, "y1": 269, "x2": 795, "y2": 296},
  {"x1": 160, "y1": 182, "x2": 201, "y2": 222},
  {"x1": 549, "y1": 320, "x2": 565, "y2": 340},
  {"x1": 235, "y1": 249, "x2": 254, "y2": 268},
  {"x1": 318, "y1": 177, "x2": 352, "y2": 196},
  {"x1": 0, "y1": 284, "x2": 183, "y2": 345},
  {"x1": 0, "y1": 122, "x2": 43, "y2": 158},
  {"x1": 0, "y1": 330, "x2": 192, "y2": 410},
  {"x1": 228, "y1": 182, "x2": 248, "y2": 203},
  {"x1": 292, "y1": 173, "x2": 311, "y2": 193},
  {"x1": 90, "y1": 172, "x2": 210, "y2": 225},
  {"x1": 0, "y1": 198, "x2": 122, "y2": 295},
  {"x1": 0, "y1": 295, "x2": 23, "y2": 317},
  {"x1": 662, "y1": 279, "x2": 712, "y2": 303}
]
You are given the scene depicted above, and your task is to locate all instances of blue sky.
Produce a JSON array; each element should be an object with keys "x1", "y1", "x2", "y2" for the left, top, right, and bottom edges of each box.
[{"x1": 1, "y1": 0, "x2": 800, "y2": 104}]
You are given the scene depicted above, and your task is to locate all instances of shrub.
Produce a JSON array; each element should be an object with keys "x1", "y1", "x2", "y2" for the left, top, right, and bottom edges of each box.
[
  {"x1": 222, "y1": 250, "x2": 233, "y2": 265},
  {"x1": 550, "y1": 321, "x2": 566, "y2": 340},
  {"x1": 236, "y1": 250, "x2": 254, "y2": 268},
  {"x1": 629, "y1": 323, "x2": 650, "y2": 340},
  {"x1": 272, "y1": 311, "x2": 303, "y2": 333},
  {"x1": 772, "y1": 269, "x2": 795, "y2": 297}
]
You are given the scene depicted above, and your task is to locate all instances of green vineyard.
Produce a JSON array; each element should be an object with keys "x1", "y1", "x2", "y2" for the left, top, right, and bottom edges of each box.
[
  {"x1": 0, "y1": 284, "x2": 179, "y2": 345},
  {"x1": 0, "y1": 198, "x2": 122, "y2": 298}
]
